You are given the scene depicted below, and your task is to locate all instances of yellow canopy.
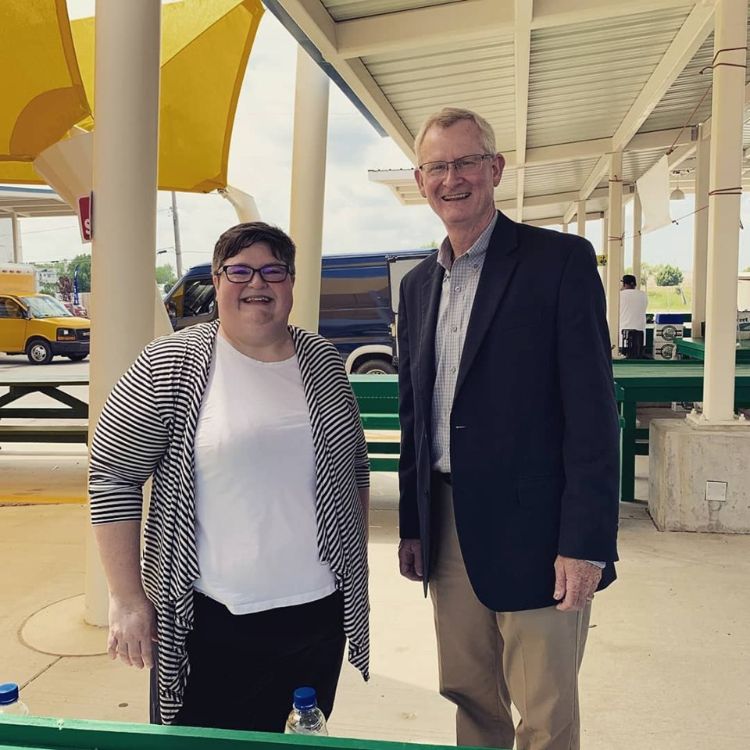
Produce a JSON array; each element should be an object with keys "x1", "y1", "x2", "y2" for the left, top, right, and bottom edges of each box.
[
  {"x1": 0, "y1": 0, "x2": 264, "y2": 192},
  {"x1": 0, "y1": 0, "x2": 89, "y2": 183}
]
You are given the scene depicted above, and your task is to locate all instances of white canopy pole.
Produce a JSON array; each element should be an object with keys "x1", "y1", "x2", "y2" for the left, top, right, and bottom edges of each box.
[
  {"x1": 702, "y1": 0, "x2": 747, "y2": 421},
  {"x1": 632, "y1": 192, "x2": 642, "y2": 284},
  {"x1": 691, "y1": 123, "x2": 710, "y2": 339},
  {"x1": 576, "y1": 200, "x2": 586, "y2": 237},
  {"x1": 85, "y1": 0, "x2": 162, "y2": 626},
  {"x1": 11, "y1": 212, "x2": 22, "y2": 263},
  {"x1": 606, "y1": 151, "x2": 624, "y2": 352},
  {"x1": 288, "y1": 48, "x2": 330, "y2": 333}
]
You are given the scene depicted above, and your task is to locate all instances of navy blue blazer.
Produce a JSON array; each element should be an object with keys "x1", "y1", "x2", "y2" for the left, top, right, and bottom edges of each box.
[{"x1": 397, "y1": 211, "x2": 620, "y2": 612}]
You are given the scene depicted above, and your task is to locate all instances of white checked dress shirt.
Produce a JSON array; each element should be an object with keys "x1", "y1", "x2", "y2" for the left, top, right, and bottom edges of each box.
[{"x1": 431, "y1": 213, "x2": 498, "y2": 472}]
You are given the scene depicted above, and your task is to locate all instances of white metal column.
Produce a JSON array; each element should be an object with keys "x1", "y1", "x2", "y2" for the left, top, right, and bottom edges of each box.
[
  {"x1": 561, "y1": 222, "x2": 568, "y2": 233},
  {"x1": 606, "y1": 152, "x2": 624, "y2": 351},
  {"x1": 600, "y1": 210, "x2": 609, "y2": 290},
  {"x1": 85, "y1": 0, "x2": 162, "y2": 626},
  {"x1": 632, "y1": 192, "x2": 642, "y2": 284},
  {"x1": 288, "y1": 48, "x2": 329, "y2": 333},
  {"x1": 576, "y1": 200, "x2": 586, "y2": 237},
  {"x1": 11, "y1": 212, "x2": 22, "y2": 263},
  {"x1": 702, "y1": 0, "x2": 747, "y2": 421},
  {"x1": 692, "y1": 124, "x2": 710, "y2": 339}
]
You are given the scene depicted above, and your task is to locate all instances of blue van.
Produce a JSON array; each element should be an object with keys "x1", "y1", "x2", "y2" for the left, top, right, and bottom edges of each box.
[{"x1": 163, "y1": 248, "x2": 433, "y2": 374}]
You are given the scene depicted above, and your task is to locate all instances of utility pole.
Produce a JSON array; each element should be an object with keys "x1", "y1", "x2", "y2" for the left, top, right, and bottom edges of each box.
[{"x1": 171, "y1": 190, "x2": 183, "y2": 278}]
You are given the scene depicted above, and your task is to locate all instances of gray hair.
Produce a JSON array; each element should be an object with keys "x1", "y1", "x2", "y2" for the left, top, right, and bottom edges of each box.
[{"x1": 414, "y1": 108, "x2": 497, "y2": 162}]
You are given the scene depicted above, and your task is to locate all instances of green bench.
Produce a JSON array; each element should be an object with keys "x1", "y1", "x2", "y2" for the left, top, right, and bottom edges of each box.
[{"x1": 350, "y1": 375, "x2": 400, "y2": 472}]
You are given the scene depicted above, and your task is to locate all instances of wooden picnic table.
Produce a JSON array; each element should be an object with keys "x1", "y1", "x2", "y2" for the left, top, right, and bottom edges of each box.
[{"x1": 0, "y1": 373, "x2": 89, "y2": 442}]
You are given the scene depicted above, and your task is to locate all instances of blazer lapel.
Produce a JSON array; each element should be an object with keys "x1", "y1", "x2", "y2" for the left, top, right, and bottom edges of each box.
[{"x1": 454, "y1": 213, "x2": 520, "y2": 399}]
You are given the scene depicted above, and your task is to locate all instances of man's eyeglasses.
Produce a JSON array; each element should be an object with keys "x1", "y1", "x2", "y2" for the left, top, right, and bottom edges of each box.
[
  {"x1": 418, "y1": 153, "x2": 494, "y2": 179},
  {"x1": 215, "y1": 263, "x2": 291, "y2": 284}
]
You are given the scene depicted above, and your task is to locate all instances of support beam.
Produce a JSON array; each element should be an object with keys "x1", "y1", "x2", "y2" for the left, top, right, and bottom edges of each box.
[
  {"x1": 601, "y1": 210, "x2": 609, "y2": 288},
  {"x1": 87, "y1": 0, "x2": 161, "y2": 626},
  {"x1": 701, "y1": 0, "x2": 747, "y2": 422},
  {"x1": 336, "y1": 0, "x2": 511, "y2": 59},
  {"x1": 691, "y1": 124, "x2": 710, "y2": 340},
  {"x1": 496, "y1": 187, "x2": 610, "y2": 211},
  {"x1": 10, "y1": 212, "x2": 22, "y2": 263},
  {"x1": 607, "y1": 152, "x2": 624, "y2": 352},
  {"x1": 289, "y1": 47, "x2": 330, "y2": 333},
  {"x1": 271, "y1": 0, "x2": 416, "y2": 158},
  {"x1": 632, "y1": 191, "x2": 642, "y2": 283},
  {"x1": 513, "y1": 0, "x2": 532, "y2": 221},
  {"x1": 524, "y1": 211, "x2": 603, "y2": 228},
  {"x1": 577, "y1": 200, "x2": 587, "y2": 237}
]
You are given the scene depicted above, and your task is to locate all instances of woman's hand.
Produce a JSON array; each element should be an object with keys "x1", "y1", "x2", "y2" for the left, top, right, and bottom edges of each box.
[{"x1": 107, "y1": 593, "x2": 157, "y2": 669}]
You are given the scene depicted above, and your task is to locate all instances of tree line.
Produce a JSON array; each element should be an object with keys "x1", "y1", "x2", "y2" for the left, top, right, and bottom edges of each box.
[{"x1": 37, "y1": 255, "x2": 178, "y2": 296}]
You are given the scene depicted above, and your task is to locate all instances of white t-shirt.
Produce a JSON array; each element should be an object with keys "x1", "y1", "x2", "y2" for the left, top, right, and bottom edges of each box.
[
  {"x1": 192, "y1": 333, "x2": 336, "y2": 614},
  {"x1": 619, "y1": 288, "x2": 648, "y2": 333}
]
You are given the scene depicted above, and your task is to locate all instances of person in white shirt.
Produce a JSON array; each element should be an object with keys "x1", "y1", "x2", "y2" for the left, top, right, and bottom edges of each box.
[
  {"x1": 619, "y1": 274, "x2": 648, "y2": 358},
  {"x1": 90, "y1": 223, "x2": 370, "y2": 731}
]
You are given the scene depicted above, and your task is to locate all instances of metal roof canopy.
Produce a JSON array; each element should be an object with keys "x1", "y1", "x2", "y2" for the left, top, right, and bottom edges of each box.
[
  {"x1": 267, "y1": 0, "x2": 750, "y2": 223},
  {"x1": 0, "y1": 186, "x2": 75, "y2": 218}
]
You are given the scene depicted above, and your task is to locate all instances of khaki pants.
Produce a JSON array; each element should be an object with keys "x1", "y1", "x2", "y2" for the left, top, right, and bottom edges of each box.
[{"x1": 429, "y1": 477, "x2": 591, "y2": 750}]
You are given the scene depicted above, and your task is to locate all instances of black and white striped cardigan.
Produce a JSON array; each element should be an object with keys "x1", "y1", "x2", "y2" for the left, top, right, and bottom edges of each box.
[{"x1": 89, "y1": 320, "x2": 370, "y2": 723}]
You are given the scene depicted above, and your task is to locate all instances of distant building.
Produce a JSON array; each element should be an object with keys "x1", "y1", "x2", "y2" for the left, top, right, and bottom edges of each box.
[{"x1": 35, "y1": 266, "x2": 60, "y2": 287}]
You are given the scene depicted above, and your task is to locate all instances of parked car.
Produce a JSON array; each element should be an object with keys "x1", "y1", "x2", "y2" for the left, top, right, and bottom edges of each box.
[{"x1": 163, "y1": 248, "x2": 434, "y2": 373}]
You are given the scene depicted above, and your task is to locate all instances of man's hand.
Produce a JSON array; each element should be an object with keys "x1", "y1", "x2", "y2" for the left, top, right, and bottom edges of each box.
[
  {"x1": 553, "y1": 555, "x2": 602, "y2": 611},
  {"x1": 398, "y1": 538, "x2": 423, "y2": 581},
  {"x1": 107, "y1": 593, "x2": 157, "y2": 669}
]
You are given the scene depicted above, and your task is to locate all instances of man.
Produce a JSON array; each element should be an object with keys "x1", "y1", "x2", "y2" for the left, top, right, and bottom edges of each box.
[
  {"x1": 397, "y1": 108, "x2": 620, "y2": 750},
  {"x1": 619, "y1": 274, "x2": 648, "y2": 358}
]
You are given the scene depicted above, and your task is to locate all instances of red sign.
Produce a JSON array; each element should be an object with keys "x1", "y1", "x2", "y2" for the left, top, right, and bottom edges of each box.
[{"x1": 78, "y1": 194, "x2": 93, "y2": 242}]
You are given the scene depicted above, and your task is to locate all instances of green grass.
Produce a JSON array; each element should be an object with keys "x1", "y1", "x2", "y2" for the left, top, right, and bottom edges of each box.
[{"x1": 645, "y1": 285, "x2": 691, "y2": 312}]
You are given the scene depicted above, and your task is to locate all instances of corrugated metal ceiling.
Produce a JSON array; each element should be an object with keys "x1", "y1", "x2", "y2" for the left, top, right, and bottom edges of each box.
[
  {"x1": 527, "y1": 7, "x2": 693, "y2": 148},
  {"x1": 363, "y1": 37, "x2": 516, "y2": 151}
]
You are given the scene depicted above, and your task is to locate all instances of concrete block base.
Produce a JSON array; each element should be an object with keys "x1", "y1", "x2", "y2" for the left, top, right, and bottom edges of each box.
[{"x1": 649, "y1": 418, "x2": 750, "y2": 532}]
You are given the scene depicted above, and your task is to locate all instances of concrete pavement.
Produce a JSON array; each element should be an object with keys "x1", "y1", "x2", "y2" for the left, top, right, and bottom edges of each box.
[{"x1": 1, "y1": 462, "x2": 749, "y2": 749}]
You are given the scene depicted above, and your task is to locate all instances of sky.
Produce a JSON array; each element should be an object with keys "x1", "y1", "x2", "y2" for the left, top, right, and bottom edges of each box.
[{"x1": 2, "y1": 1, "x2": 750, "y2": 275}]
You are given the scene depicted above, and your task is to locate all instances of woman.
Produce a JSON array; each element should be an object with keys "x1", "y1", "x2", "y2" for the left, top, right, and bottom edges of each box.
[{"x1": 89, "y1": 222, "x2": 370, "y2": 731}]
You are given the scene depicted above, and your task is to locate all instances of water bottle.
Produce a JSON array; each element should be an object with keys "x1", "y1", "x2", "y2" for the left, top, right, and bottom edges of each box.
[
  {"x1": 284, "y1": 687, "x2": 328, "y2": 735},
  {"x1": 0, "y1": 683, "x2": 29, "y2": 716}
]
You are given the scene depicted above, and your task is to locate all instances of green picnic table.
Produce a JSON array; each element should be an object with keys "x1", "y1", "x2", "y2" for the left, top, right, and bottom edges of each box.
[
  {"x1": 676, "y1": 337, "x2": 750, "y2": 363},
  {"x1": 0, "y1": 715, "x2": 498, "y2": 750},
  {"x1": 612, "y1": 360, "x2": 750, "y2": 502}
]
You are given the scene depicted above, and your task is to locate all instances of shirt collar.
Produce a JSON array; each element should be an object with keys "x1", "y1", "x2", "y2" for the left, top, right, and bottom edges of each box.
[{"x1": 437, "y1": 212, "x2": 498, "y2": 272}]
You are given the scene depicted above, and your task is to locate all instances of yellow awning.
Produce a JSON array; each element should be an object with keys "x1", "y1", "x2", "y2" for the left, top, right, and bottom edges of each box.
[
  {"x1": 0, "y1": 0, "x2": 90, "y2": 184},
  {"x1": 0, "y1": 0, "x2": 264, "y2": 193}
]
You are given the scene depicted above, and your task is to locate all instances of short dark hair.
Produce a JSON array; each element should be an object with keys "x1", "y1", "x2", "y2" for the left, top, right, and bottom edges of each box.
[
  {"x1": 622, "y1": 274, "x2": 637, "y2": 287},
  {"x1": 212, "y1": 222, "x2": 296, "y2": 276}
]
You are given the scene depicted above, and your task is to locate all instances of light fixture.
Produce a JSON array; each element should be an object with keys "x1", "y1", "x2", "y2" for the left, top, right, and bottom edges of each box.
[{"x1": 670, "y1": 187, "x2": 685, "y2": 201}]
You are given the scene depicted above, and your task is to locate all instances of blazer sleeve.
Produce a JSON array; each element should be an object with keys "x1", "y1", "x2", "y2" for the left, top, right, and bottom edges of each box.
[
  {"x1": 397, "y1": 277, "x2": 420, "y2": 539},
  {"x1": 89, "y1": 343, "x2": 171, "y2": 525},
  {"x1": 556, "y1": 239, "x2": 620, "y2": 562}
]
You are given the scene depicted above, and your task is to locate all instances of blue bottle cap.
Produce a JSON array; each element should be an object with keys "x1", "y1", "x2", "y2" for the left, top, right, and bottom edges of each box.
[
  {"x1": 0, "y1": 683, "x2": 19, "y2": 706},
  {"x1": 292, "y1": 686, "x2": 317, "y2": 710}
]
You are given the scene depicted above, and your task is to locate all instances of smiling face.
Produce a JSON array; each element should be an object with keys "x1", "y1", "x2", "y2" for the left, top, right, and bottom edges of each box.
[
  {"x1": 213, "y1": 241, "x2": 294, "y2": 347},
  {"x1": 415, "y1": 119, "x2": 504, "y2": 241}
]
